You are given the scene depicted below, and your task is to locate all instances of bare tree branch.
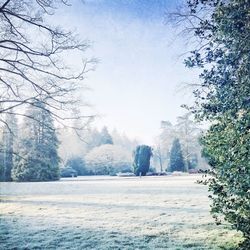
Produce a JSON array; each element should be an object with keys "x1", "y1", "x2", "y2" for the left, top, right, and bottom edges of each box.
[{"x1": 0, "y1": 0, "x2": 95, "y2": 130}]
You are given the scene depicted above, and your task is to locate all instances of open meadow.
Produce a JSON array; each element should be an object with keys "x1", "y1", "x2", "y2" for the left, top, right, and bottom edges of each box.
[{"x1": 0, "y1": 175, "x2": 241, "y2": 250}]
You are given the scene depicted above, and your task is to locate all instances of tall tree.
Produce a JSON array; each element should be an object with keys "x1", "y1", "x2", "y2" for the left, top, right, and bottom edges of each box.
[
  {"x1": 99, "y1": 126, "x2": 113, "y2": 145},
  {"x1": 169, "y1": 138, "x2": 185, "y2": 172},
  {"x1": 12, "y1": 101, "x2": 60, "y2": 181},
  {"x1": 153, "y1": 143, "x2": 164, "y2": 172},
  {"x1": 153, "y1": 121, "x2": 175, "y2": 171},
  {"x1": 175, "y1": 113, "x2": 201, "y2": 170},
  {"x1": 0, "y1": 113, "x2": 17, "y2": 181},
  {"x1": 133, "y1": 145, "x2": 152, "y2": 176},
  {"x1": 0, "y1": 0, "x2": 94, "y2": 130},
  {"x1": 172, "y1": 0, "x2": 250, "y2": 247}
]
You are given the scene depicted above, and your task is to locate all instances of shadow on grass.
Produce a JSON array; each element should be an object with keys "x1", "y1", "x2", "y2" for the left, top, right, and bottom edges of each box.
[
  {"x1": 1, "y1": 198, "x2": 209, "y2": 213},
  {"x1": 0, "y1": 215, "x2": 239, "y2": 250}
]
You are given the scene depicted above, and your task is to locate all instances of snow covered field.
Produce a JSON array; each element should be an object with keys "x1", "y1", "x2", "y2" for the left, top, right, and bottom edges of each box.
[{"x1": 0, "y1": 175, "x2": 241, "y2": 249}]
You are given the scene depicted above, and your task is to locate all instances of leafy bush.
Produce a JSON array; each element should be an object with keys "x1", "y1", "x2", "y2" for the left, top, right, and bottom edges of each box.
[
  {"x1": 60, "y1": 167, "x2": 77, "y2": 178},
  {"x1": 65, "y1": 157, "x2": 88, "y2": 176},
  {"x1": 181, "y1": 0, "x2": 250, "y2": 247},
  {"x1": 85, "y1": 144, "x2": 132, "y2": 175}
]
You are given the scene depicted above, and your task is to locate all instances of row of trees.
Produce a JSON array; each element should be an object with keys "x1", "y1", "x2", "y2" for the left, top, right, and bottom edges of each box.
[
  {"x1": 62, "y1": 138, "x2": 188, "y2": 178},
  {"x1": 61, "y1": 144, "x2": 153, "y2": 178},
  {"x1": 0, "y1": 113, "x2": 139, "y2": 180},
  {"x1": 58, "y1": 125, "x2": 138, "y2": 164},
  {"x1": 0, "y1": 108, "x2": 194, "y2": 181},
  {"x1": 58, "y1": 125, "x2": 138, "y2": 176}
]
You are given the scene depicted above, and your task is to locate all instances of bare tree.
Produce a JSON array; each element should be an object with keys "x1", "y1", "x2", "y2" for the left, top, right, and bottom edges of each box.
[
  {"x1": 153, "y1": 121, "x2": 174, "y2": 172},
  {"x1": 0, "y1": 0, "x2": 95, "y2": 128},
  {"x1": 153, "y1": 143, "x2": 164, "y2": 172},
  {"x1": 175, "y1": 112, "x2": 201, "y2": 170}
]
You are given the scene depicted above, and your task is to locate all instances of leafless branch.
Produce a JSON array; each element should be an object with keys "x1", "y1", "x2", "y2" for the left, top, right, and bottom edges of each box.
[{"x1": 0, "y1": 0, "x2": 96, "y2": 130}]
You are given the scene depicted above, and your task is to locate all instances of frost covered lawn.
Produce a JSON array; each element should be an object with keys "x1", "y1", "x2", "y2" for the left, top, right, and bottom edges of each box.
[{"x1": 0, "y1": 175, "x2": 241, "y2": 250}]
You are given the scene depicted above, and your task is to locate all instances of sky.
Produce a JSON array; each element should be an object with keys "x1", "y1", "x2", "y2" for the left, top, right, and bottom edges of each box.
[{"x1": 55, "y1": 0, "x2": 199, "y2": 144}]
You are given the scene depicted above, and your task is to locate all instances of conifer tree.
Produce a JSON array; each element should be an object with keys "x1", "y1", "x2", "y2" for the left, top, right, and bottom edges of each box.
[
  {"x1": 99, "y1": 126, "x2": 113, "y2": 145},
  {"x1": 169, "y1": 139, "x2": 185, "y2": 172},
  {"x1": 12, "y1": 101, "x2": 60, "y2": 181},
  {"x1": 133, "y1": 145, "x2": 152, "y2": 176}
]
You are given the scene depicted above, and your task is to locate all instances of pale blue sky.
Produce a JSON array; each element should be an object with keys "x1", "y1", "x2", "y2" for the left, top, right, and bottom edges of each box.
[{"x1": 56, "y1": 0, "x2": 199, "y2": 144}]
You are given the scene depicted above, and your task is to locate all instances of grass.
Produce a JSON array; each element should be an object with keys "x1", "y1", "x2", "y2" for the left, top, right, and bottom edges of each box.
[{"x1": 0, "y1": 175, "x2": 242, "y2": 249}]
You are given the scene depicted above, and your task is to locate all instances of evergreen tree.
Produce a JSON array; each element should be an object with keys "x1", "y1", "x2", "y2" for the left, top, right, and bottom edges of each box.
[
  {"x1": 0, "y1": 113, "x2": 17, "y2": 181},
  {"x1": 169, "y1": 139, "x2": 185, "y2": 172},
  {"x1": 133, "y1": 145, "x2": 152, "y2": 176},
  {"x1": 99, "y1": 126, "x2": 113, "y2": 145},
  {"x1": 12, "y1": 101, "x2": 60, "y2": 181}
]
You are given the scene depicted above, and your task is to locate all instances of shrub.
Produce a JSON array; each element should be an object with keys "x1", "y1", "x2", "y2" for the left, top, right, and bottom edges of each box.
[
  {"x1": 65, "y1": 157, "x2": 88, "y2": 176},
  {"x1": 60, "y1": 167, "x2": 77, "y2": 178},
  {"x1": 85, "y1": 144, "x2": 132, "y2": 175}
]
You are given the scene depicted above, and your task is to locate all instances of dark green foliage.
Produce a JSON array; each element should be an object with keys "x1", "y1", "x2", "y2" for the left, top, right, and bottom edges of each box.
[
  {"x1": 65, "y1": 157, "x2": 88, "y2": 176},
  {"x1": 169, "y1": 139, "x2": 185, "y2": 172},
  {"x1": 183, "y1": 0, "x2": 250, "y2": 247},
  {"x1": 201, "y1": 115, "x2": 250, "y2": 246},
  {"x1": 12, "y1": 101, "x2": 60, "y2": 182},
  {"x1": 60, "y1": 167, "x2": 77, "y2": 178},
  {"x1": 133, "y1": 145, "x2": 152, "y2": 176}
]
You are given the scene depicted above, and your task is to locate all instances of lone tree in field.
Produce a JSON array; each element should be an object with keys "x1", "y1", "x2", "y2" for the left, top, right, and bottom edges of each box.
[
  {"x1": 0, "y1": 0, "x2": 94, "y2": 129},
  {"x1": 169, "y1": 139, "x2": 185, "y2": 172},
  {"x1": 133, "y1": 145, "x2": 152, "y2": 176},
  {"x1": 12, "y1": 101, "x2": 60, "y2": 181},
  {"x1": 171, "y1": 0, "x2": 250, "y2": 248}
]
